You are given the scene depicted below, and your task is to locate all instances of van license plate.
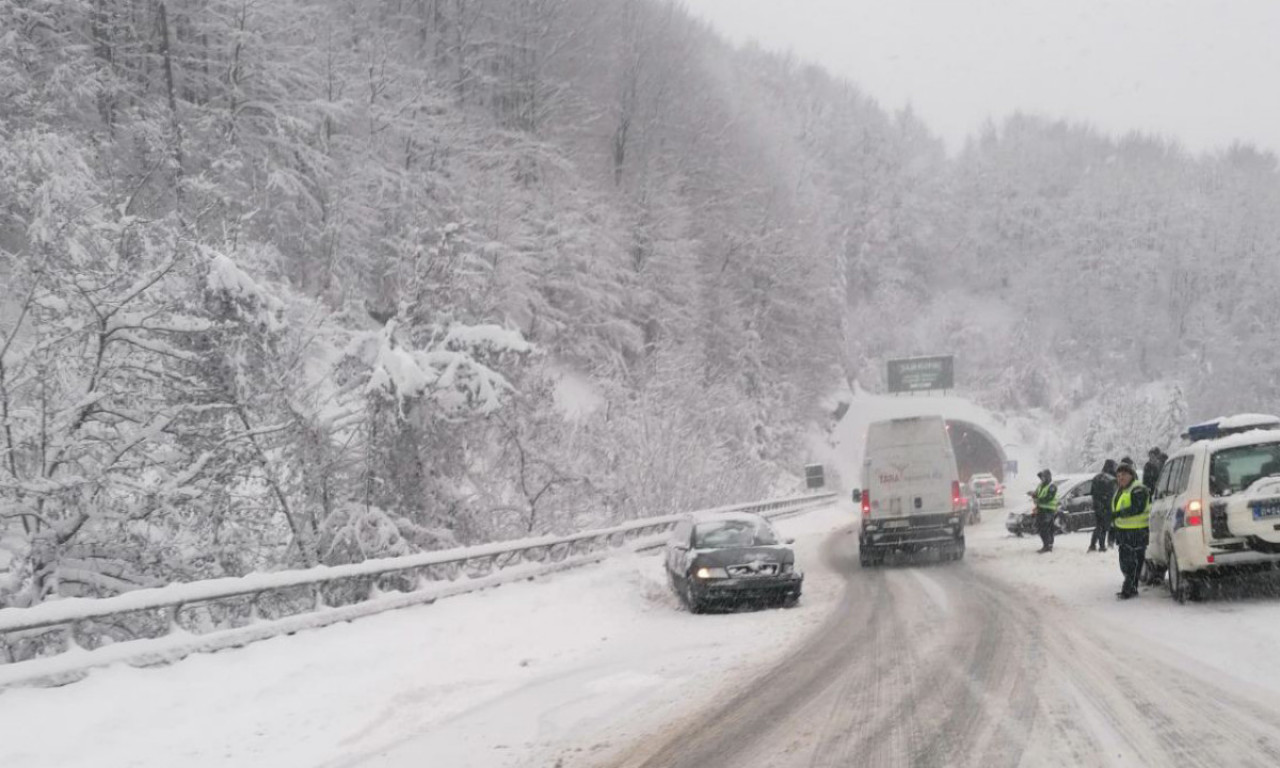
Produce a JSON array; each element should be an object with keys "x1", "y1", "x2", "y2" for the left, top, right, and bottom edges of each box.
[{"x1": 883, "y1": 520, "x2": 909, "y2": 529}]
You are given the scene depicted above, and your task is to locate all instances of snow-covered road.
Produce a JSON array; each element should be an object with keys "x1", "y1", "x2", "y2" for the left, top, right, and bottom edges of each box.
[
  {"x1": 604, "y1": 517, "x2": 1280, "y2": 768},
  {"x1": 10, "y1": 502, "x2": 1280, "y2": 768},
  {"x1": 0, "y1": 504, "x2": 854, "y2": 768}
]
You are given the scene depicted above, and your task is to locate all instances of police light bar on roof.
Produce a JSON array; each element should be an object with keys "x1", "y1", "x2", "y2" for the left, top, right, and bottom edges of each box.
[{"x1": 1183, "y1": 414, "x2": 1280, "y2": 442}]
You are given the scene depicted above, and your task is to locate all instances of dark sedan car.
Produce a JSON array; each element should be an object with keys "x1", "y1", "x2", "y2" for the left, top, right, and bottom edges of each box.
[
  {"x1": 1004, "y1": 474, "x2": 1099, "y2": 535},
  {"x1": 664, "y1": 512, "x2": 803, "y2": 613}
]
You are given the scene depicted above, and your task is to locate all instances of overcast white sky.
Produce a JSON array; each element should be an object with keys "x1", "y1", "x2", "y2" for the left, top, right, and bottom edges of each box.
[{"x1": 682, "y1": 0, "x2": 1280, "y2": 155}]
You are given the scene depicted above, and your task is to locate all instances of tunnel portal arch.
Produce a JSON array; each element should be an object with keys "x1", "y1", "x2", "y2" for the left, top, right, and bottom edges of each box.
[{"x1": 946, "y1": 419, "x2": 1009, "y2": 483}]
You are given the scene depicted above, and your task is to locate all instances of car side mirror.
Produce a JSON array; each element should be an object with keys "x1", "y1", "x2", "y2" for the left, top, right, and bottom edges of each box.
[
  {"x1": 852, "y1": 488, "x2": 862, "y2": 503},
  {"x1": 785, "y1": 537, "x2": 796, "y2": 545}
]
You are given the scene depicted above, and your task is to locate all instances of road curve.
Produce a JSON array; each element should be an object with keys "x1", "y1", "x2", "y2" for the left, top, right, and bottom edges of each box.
[{"x1": 606, "y1": 527, "x2": 1280, "y2": 768}]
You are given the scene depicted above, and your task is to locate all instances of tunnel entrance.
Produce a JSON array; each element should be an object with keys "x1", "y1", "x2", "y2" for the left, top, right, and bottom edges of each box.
[{"x1": 946, "y1": 419, "x2": 1008, "y2": 483}]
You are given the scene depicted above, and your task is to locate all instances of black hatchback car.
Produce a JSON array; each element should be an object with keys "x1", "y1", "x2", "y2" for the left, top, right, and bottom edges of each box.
[{"x1": 664, "y1": 512, "x2": 802, "y2": 613}]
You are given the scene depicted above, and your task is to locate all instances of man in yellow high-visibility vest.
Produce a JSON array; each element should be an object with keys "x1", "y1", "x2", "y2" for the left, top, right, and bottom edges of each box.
[
  {"x1": 1112, "y1": 461, "x2": 1151, "y2": 599},
  {"x1": 1028, "y1": 469, "x2": 1058, "y2": 553}
]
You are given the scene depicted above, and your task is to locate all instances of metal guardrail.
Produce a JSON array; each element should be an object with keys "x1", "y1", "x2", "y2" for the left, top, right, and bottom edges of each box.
[{"x1": 0, "y1": 492, "x2": 836, "y2": 689}]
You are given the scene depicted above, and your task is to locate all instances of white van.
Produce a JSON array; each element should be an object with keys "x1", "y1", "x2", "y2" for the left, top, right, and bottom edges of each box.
[
  {"x1": 855, "y1": 415, "x2": 966, "y2": 567},
  {"x1": 1147, "y1": 417, "x2": 1280, "y2": 602}
]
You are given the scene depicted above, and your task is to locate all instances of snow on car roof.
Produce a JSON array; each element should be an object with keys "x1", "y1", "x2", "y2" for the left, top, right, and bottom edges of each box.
[
  {"x1": 690, "y1": 511, "x2": 768, "y2": 525},
  {"x1": 1199, "y1": 428, "x2": 1280, "y2": 454},
  {"x1": 1184, "y1": 413, "x2": 1280, "y2": 441},
  {"x1": 1216, "y1": 413, "x2": 1280, "y2": 429},
  {"x1": 1052, "y1": 473, "x2": 1093, "y2": 489}
]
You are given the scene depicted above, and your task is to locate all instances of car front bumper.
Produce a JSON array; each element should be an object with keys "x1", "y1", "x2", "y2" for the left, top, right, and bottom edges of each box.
[{"x1": 690, "y1": 574, "x2": 803, "y2": 602}]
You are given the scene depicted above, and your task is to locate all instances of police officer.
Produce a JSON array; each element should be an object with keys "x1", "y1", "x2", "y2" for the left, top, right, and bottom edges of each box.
[
  {"x1": 1088, "y1": 458, "x2": 1117, "y2": 553},
  {"x1": 1029, "y1": 469, "x2": 1058, "y2": 553},
  {"x1": 1112, "y1": 461, "x2": 1151, "y2": 599}
]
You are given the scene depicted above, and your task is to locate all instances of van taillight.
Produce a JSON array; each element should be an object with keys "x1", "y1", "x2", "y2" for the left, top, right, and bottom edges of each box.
[
  {"x1": 1186, "y1": 499, "x2": 1203, "y2": 527},
  {"x1": 952, "y1": 480, "x2": 962, "y2": 510},
  {"x1": 861, "y1": 491, "x2": 871, "y2": 518}
]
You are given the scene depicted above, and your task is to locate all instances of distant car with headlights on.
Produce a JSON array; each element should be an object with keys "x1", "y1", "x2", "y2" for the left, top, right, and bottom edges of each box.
[
  {"x1": 663, "y1": 512, "x2": 802, "y2": 613},
  {"x1": 970, "y1": 473, "x2": 1005, "y2": 508}
]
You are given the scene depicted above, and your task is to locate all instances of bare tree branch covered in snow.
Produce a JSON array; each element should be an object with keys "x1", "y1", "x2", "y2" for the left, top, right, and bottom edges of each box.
[{"x1": 7, "y1": 0, "x2": 1276, "y2": 623}]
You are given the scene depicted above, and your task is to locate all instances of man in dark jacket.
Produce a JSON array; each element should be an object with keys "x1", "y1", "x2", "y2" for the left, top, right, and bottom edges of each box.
[
  {"x1": 1029, "y1": 469, "x2": 1058, "y2": 553},
  {"x1": 1113, "y1": 461, "x2": 1151, "y2": 599},
  {"x1": 1088, "y1": 459, "x2": 1117, "y2": 553},
  {"x1": 1143, "y1": 448, "x2": 1164, "y2": 490}
]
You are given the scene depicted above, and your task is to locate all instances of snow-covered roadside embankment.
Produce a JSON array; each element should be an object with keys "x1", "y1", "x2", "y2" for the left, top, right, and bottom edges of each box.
[{"x1": 0, "y1": 504, "x2": 855, "y2": 768}]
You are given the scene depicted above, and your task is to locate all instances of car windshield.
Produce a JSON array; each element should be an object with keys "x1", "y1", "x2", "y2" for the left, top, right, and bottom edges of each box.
[
  {"x1": 1209, "y1": 443, "x2": 1280, "y2": 496},
  {"x1": 693, "y1": 520, "x2": 778, "y2": 548},
  {"x1": 973, "y1": 479, "x2": 997, "y2": 492}
]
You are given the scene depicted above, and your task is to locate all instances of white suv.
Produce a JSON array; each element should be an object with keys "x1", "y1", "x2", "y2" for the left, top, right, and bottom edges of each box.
[{"x1": 1147, "y1": 417, "x2": 1280, "y2": 602}]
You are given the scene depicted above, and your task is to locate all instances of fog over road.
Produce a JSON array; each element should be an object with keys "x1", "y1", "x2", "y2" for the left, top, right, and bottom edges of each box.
[{"x1": 610, "y1": 528, "x2": 1280, "y2": 768}]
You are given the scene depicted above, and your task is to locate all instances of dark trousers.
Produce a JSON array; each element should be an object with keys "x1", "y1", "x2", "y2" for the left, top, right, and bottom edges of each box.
[
  {"x1": 1036, "y1": 510, "x2": 1055, "y2": 550},
  {"x1": 1116, "y1": 528, "x2": 1149, "y2": 596},
  {"x1": 1089, "y1": 509, "x2": 1111, "y2": 550}
]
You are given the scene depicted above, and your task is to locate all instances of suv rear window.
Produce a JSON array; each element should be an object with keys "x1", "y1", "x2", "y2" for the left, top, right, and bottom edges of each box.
[{"x1": 1209, "y1": 443, "x2": 1280, "y2": 496}]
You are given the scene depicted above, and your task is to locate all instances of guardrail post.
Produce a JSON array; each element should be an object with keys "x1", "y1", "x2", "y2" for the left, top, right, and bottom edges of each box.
[{"x1": 167, "y1": 604, "x2": 183, "y2": 634}]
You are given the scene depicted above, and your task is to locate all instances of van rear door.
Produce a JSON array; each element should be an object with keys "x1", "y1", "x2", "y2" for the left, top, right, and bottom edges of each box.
[{"x1": 863, "y1": 416, "x2": 959, "y2": 520}]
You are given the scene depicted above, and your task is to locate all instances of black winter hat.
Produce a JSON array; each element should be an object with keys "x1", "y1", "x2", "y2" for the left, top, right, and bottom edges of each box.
[
  {"x1": 1102, "y1": 459, "x2": 1117, "y2": 474},
  {"x1": 1116, "y1": 462, "x2": 1136, "y2": 478},
  {"x1": 1037, "y1": 469, "x2": 1052, "y2": 482}
]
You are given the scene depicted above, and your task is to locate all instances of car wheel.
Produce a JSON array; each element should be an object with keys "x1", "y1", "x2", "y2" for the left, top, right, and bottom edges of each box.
[
  {"x1": 781, "y1": 593, "x2": 800, "y2": 609},
  {"x1": 1054, "y1": 514, "x2": 1068, "y2": 535},
  {"x1": 683, "y1": 582, "x2": 706, "y2": 614},
  {"x1": 860, "y1": 549, "x2": 877, "y2": 568},
  {"x1": 1141, "y1": 559, "x2": 1163, "y2": 586}
]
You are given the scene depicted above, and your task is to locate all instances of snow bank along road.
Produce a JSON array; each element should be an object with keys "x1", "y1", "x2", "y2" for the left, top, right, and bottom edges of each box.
[
  {"x1": 0, "y1": 504, "x2": 852, "y2": 768},
  {"x1": 606, "y1": 518, "x2": 1280, "y2": 768},
  {"x1": 9, "y1": 503, "x2": 1280, "y2": 768}
]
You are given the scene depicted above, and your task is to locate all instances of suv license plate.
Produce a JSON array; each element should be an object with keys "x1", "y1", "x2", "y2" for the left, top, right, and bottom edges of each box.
[
  {"x1": 1252, "y1": 502, "x2": 1280, "y2": 520},
  {"x1": 883, "y1": 519, "x2": 909, "y2": 529}
]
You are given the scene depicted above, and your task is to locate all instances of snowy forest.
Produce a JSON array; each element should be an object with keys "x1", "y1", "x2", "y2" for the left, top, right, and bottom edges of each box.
[{"x1": 3, "y1": 0, "x2": 1280, "y2": 607}]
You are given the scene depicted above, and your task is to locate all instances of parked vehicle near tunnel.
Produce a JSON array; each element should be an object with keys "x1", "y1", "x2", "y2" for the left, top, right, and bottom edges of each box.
[
  {"x1": 970, "y1": 472, "x2": 1004, "y2": 508},
  {"x1": 1004, "y1": 474, "x2": 1093, "y2": 536},
  {"x1": 858, "y1": 415, "x2": 966, "y2": 566},
  {"x1": 664, "y1": 512, "x2": 803, "y2": 613},
  {"x1": 1146, "y1": 418, "x2": 1280, "y2": 603}
]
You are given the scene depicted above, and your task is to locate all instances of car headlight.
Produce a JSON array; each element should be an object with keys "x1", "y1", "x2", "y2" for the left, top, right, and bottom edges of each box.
[
  {"x1": 695, "y1": 566, "x2": 729, "y2": 579},
  {"x1": 780, "y1": 563, "x2": 794, "y2": 574}
]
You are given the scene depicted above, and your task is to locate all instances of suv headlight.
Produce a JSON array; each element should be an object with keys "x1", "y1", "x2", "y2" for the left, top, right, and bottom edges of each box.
[
  {"x1": 780, "y1": 563, "x2": 795, "y2": 574},
  {"x1": 695, "y1": 566, "x2": 729, "y2": 579}
]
